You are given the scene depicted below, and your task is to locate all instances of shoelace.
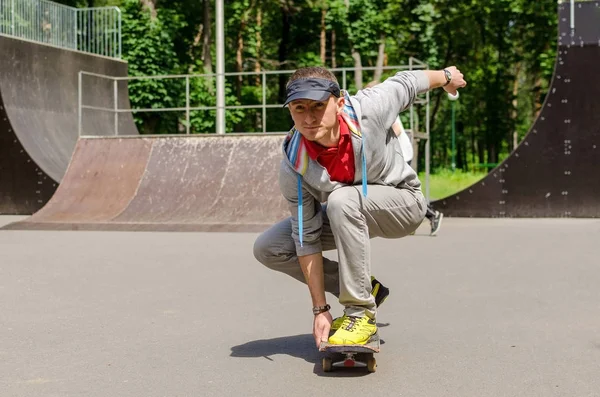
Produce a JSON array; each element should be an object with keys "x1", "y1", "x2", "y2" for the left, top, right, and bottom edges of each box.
[{"x1": 342, "y1": 316, "x2": 360, "y2": 332}]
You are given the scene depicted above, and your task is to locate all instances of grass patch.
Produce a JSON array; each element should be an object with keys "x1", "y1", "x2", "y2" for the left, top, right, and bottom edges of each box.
[{"x1": 418, "y1": 169, "x2": 487, "y2": 200}]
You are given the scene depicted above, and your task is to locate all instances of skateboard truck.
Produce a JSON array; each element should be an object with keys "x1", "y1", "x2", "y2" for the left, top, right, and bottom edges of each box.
[
  {"x1": 322, "y1": 353, "x2": 377, "y2": 372},
  {"x1": 319, "y1": 333, "x2": 380, "y2": 373}
]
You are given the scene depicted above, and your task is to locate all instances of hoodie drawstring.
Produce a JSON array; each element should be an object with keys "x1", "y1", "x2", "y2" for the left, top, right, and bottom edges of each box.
[
  {"x1": 361, "y1": 137, "x2": 367, "y2": 197},
  {"x1": 297, "y1": 174, "x2": 303, "y2": 247},
  {"x1": 296, "y1": 136, "x2": 366, "y2": 249}
]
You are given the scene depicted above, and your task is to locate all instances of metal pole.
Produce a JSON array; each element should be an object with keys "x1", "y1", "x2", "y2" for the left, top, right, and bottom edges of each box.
[
  {"x1": 10, "y1": 0, "x2": 14, "y2": 36},
  {"x1": 186, "y1": 75, "x2": 190, "y2": 134},
  {"x1": 451, "y1": 101, "x2": 456, "y2": 171},
  {"x1": 262, "y1": 72, "x2": 266, "y2": 133},
  {"x1": 215, "y1": 0, "x2": 225, "y2": 134},
  {"x1": 113, "y1": 79, "x2": 118, "y2": 135},
  {"x1": 425, "y1": 90, "x2": 430, "y2": 202},
  {"x1": 78, "y1": 71, "x2": 82, "y2": 136},
  {"x1": 74, "y1": 9, "x2": 77, "y2": 50},
  {"x1": 409, "y1": 57, "x2": 414, "y2": 141},
  {"x1": 117, "y1": 9, "x2": 121, "y2": 58},
  {"x1": 570, "y1": 0, "x2": 575, "y2": 31}
]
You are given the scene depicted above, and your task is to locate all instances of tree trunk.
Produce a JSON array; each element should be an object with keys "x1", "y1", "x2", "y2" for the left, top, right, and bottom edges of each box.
[
  {"x1": 471, "y1": 127, "x2": 476, "y2": 171},
  {"x1": 476, "y1": 135, "x2": 484, "y2": 168},
  {"x1": 344, "y1": 0, "x2": 362, "y2": 89},
  {"x1": 511, "y1": 63, "x2": 521, "y2": 151},
  {"x1": 351, "y1": 48, "x2": 363, "y2": 90},
  {"x1": 487, "y1": 143, "x2": 498, "y2": 165},
  {"x1": 456, "y1": 122, "x2": 466, "y2": 170},
  {"x1": 278, "y1": 8, "x2": 291, "y2": 103},
  {"x1": 320, "y1": 8, "x2": 327, "y2": 64},
  {"x1": 188, "y1": 24, "x2": 203, "y2": 74},
  {"x1": 255, "y1": 8, "x2": 262, "y2": 85},
  {"x1": 533, "y1": 76, "x2": 544, "y2": 117},
  {"x1": 235, "y1": 18, "x2": 247, "y2": 98},
  {"x1": 373, "y1": 33, "x2": 385, "y2": 82},
  {"x1": 202, "y1": 0, "x2": 213, "y2": 74},
  {"x1": 331, "y1": 30, "x2": 336, "y2": 68},
  {"x1": 140, "y1": 0, "x2": 157, "y2": 20}
]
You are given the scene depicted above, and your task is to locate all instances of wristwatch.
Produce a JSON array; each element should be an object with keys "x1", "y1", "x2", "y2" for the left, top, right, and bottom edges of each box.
[
  {"x1": 443, "y1": 69, "x2": 452, "y2": 86},
  {"x1": 312, "y1": 304, "x2": 331, "y2": 315}
]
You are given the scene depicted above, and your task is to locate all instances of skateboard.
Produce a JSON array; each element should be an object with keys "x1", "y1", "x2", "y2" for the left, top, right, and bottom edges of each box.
[{"x1": 318, "y1": 333, "x2": 380, "y2": 372}]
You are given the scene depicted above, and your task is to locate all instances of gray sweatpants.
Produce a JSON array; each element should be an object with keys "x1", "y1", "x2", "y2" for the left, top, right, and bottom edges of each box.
[{"x1": 253, "y1": 184, "x2": 426, "y2": 319}]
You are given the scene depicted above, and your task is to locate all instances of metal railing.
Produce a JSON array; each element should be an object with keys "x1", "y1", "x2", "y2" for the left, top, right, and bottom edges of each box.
[
  {"x1": 78, "y1": 63, "x2": 430, "y2": 135},
  {"x1": 0, "y1": 0, "x2": 121, "y2": 58},
  {"x1": 79, "y1": 62, "x2": 432, "y2": 198}
]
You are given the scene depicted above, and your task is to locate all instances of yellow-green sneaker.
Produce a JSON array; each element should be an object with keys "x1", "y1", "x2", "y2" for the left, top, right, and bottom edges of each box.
[
  {"x1": 331, "y1": 315, "x2": 346, "y2": 331},
  {"x1": 371, "y1": 276, "x2": 389, "y2": 307},
  {"x1": 330, "y1": 277, "x2": 389, "y2": 331},
  {"x1": 328, "y1": 315, "x2": 377, "y2": 345}
]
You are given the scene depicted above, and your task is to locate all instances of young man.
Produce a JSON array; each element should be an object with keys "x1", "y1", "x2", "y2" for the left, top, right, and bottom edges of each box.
[
  {"x1": 254, "y1": 66, "x2": 467, "y2": 348},
  {"x1": 391, "y1": 117, "x2": 444, "y2": 236}
]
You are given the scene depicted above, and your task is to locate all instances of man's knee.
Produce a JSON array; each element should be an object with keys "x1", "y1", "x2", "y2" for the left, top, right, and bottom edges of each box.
[
  {"x1": 253, "y1": 232, "x2": 272, "y2": 267},
  {"x1": 326, "y1": 187, "x2": 362, "y2": 224},
  {"x1": 253, "y1": 232, "x2": 295, "y2": 271}
]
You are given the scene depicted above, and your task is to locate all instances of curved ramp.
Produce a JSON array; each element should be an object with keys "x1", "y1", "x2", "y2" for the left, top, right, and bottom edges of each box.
[
  {"x1": 5, "y1": 135, "x2": 289, "y2": 231},
  {"x1": 435, "y1": 1, "x2": 600, "y2": 217},
  {"x1": 0, "y1": 34, "x2": 137, "y2": 215}
]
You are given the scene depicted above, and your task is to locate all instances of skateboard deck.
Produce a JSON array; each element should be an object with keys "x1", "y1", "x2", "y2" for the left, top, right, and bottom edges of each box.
[{"x1": 318, "y1": 333, "x2": 380, "y2": 372}]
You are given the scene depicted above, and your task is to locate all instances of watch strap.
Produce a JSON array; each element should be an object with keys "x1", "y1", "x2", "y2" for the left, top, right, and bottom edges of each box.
[{"x1": 312, "y1": 304, "x2": 331, "y2": 315}]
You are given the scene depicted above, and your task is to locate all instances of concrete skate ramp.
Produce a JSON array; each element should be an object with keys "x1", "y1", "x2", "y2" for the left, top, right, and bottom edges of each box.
[
  {"x1": 4, "y1": 134, "x2": 289, "y2": 231},
  {"x1": 0, "y1": 34, "x2": 137, "y2": 215},
  {"x1": 435, "y1": 1, "x2": 600, "y2": 217}
]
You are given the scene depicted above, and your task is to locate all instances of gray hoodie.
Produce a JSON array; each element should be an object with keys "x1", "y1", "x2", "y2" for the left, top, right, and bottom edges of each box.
[{"x1": 280, "y1": 70, "x2": 430, "y2": 256}]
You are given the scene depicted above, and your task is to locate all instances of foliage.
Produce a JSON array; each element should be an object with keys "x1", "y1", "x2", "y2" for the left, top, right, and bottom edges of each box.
[
  {"x1": 120, "y1": 0, "x2": 182, "y2": 134},
  {"x1": 56, "y1": 0, "x2": 559, "y2": 164}
]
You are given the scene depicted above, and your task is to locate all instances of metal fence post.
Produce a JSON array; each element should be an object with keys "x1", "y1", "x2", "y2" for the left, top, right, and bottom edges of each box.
[
  {"x1": 185, "y1": 75, "x2": 190, "y2": 134},
  {"x1": 570, "y1": 0, "x2": 575, "y2": 31},
  {"x1": 262, "y1": 72, "x2": 266, "y2": 133},
  {"x1": 10, "y1": 0, "x2": 14, "y2": 36},
  {"x1": 215, "y1": 0, "x2": 225, "y2": 134},
  {"x1": 73, "y1": 9, "x2": 78, "y2": 50},
  {"x1": 425, "y1": 90, "x2": 431, "y2": 201},
  {"x1": 113, "y1": 78, "x2": 118, "y2": 136},
  {"x1": 78, "y1": 71, "x2": 82, "y2": 136},
  {"x1": 117, "y1": 8, "x2": 121, "y2": 59}
]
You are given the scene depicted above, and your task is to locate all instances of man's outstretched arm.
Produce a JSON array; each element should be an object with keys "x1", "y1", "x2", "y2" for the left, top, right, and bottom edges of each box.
[
  {"x1": 299, "y1": 253, "x2": 333, "y2": 348},
  {"x1": 423, "y1": 66, "x2": 467, "y2": 94}
]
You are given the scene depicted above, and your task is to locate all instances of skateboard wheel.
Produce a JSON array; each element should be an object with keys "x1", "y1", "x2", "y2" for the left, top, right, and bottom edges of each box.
[
  {"x1": 367, "y1": 357, "x2": 377, "y2": 373},
  {"x1": 323, "y1": 357, "x2": 332, "y2": 372}
]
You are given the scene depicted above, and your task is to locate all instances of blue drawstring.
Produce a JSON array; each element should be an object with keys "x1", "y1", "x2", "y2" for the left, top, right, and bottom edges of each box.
[
  {"x1": 297, "y1": 174, "x2": 303, "y2": 247},
  {"x1": 361, "y1": 136, "x2": 367, "y2": 197},
  {"x1": 296, "y1": 131, "x2": 365, "y2": 249}
]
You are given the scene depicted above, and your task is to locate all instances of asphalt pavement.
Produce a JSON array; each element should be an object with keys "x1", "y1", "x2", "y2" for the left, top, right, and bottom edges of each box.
[{"x1": 1, "y1": 216, "x2": 599, "y2": 397}]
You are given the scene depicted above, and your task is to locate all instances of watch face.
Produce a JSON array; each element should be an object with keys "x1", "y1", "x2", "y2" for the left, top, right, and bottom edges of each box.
[{"x1": 444, "y1": 69, "x2": 452, "y2": 81}]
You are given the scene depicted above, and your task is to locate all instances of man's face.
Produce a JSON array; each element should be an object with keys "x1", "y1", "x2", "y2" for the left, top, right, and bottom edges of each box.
[{"x1": 288, "y1": 95, "x2": 344, "y2": 141}]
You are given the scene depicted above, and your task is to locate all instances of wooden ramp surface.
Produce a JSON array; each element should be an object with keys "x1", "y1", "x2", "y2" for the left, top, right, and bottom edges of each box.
[{"x1": 4, "y1": 134, "x2": 289, "y2": 232}]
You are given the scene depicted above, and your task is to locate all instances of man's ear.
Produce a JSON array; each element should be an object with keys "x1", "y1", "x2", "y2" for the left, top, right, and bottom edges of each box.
[{"x1": 336, "y1": 96, "x2": 345, "y2": 115}]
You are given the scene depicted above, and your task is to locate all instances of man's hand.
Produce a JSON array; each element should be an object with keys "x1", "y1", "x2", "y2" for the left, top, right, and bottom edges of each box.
[
  {"x1": 313, "y1": 311, "x2": 333, "y2": 348},
  {"x1": 443, "y1": 66, "x2": 467, "y2": 95}
]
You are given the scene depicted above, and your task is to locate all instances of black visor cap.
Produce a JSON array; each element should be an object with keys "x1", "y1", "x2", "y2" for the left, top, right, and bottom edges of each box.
[{"x1": 284, "y1": 78, "x2": 341, "y2": 107}]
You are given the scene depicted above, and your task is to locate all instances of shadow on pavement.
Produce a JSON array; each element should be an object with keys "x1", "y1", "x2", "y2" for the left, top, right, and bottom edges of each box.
[
  {"x1": 230, "y1": 333, "x2": 319, "y2": 364},
  {"x1": 230, "y1": 329, "x2": 387, "y2": 378}
]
